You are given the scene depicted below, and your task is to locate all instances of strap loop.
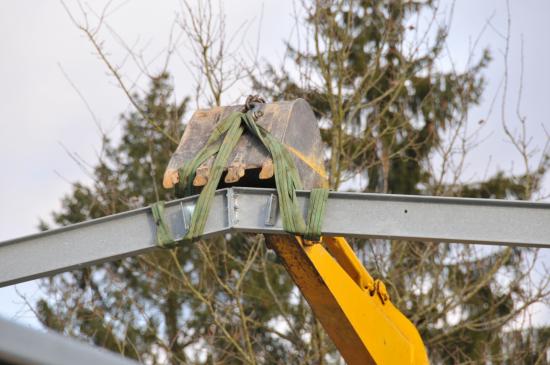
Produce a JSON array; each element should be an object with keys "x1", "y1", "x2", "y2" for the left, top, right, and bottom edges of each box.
[
  {"x1": 151, "y1": 201, "x2": 175, "y2": 248},
  {"x1": 304, "y1": 188, "x2": 329, "y2": 242}
]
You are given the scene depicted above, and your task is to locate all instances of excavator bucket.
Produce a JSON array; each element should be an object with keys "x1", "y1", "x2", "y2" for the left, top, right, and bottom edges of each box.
[{"x1": 163, "y1": 98, "x2": 327, "y2": 193}]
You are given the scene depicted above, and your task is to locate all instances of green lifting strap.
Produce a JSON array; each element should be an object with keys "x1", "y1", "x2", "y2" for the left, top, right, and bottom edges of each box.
[
  {"x1": 151, "y1": 201, "x2": 175, "y2": 248},
  {"x1": 304, "y1": 188, "x2": 329, "y2": 242},
  {"x1": 152, "y1": 110, "x2": 329, "y2": 247}
]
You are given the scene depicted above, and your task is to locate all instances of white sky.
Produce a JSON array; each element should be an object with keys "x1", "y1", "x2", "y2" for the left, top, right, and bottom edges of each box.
[{"x1": 0, "y1": 0, "x2": 548, "y2": 329}]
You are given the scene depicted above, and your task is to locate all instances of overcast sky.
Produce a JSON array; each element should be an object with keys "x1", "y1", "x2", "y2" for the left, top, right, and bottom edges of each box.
[{"x1": 0, "y1": 0, "x2": 549, "y2": 328}]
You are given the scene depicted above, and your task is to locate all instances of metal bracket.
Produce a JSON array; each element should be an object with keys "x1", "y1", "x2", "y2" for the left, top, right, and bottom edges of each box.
[
  {"x1": 180, "y1": 201, "x2": 194, "y2": 232},
  {"x1": 227, "y1": 188, "x2": 239, "y2": 226},
  {"x1": 264, "y1": 193, "x2": 278, "y2": 226}
]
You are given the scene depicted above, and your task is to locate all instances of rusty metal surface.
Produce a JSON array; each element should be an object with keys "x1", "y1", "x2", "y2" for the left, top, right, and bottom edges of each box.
[{"x1": 163, "y1": 99, "x2": 326, "y2": 190}]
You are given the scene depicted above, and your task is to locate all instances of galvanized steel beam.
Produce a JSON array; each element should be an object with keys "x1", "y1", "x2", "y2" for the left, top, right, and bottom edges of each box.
[
  {"x1": 1, "y1": 187, "x2": 549, "y2": 287},
  {"x1": 0, "y1": 189, "x2": 230, "y2": 287},
  {"x1": 0, "y1": 317, "x2": 139, "y2": 365}
]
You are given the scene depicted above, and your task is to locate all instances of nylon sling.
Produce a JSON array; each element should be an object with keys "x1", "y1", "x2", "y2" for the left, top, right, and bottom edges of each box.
[{"x1": 152, "y1": 111, "x2": 328, "y2": 247}]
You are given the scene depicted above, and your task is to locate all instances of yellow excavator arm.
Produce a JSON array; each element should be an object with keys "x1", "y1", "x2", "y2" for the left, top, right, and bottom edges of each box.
[{"x1": 269, "y1": 235, "x2": 429, "y2": 364}]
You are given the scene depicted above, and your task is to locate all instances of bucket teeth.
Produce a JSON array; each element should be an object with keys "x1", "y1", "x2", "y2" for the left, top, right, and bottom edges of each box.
[
  {"x1": 163, "y1": 168, "x2": 179, "y2": 189},
  {"x1": 225, "y1": 154, "x2": 246, "y2": 183},
  {"x1": 193, "y1": 173, "x2": 208, "y2": 187},
  {"x1": 193, "y1": 157, "x2": 214, "y2": 187},
  {"x1": 224, "y1": 163, "x2": 246, "y2": 183},
  {"x1": 259, "y1": 159, "x2": 274, "y2": 180}
]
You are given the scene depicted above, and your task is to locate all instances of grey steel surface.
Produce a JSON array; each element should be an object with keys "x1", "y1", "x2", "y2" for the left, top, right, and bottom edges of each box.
[
  {"x1": 1, "y1": 187, "x2": 549, "y2": 288},
  {"x1": 0, "y1": 316, "x2": 139, "y2": 365},
  {"x1": 0, "y1": 190, "x2": 230, "y2": 287},
  {"x1": 233, "y1": 188, "x2": 550, "y2": 246}
]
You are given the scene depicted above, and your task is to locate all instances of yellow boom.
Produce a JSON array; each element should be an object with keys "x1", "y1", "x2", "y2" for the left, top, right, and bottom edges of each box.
[{"x1": 268, "y1": 235, "x2": 428, "y2": 364}]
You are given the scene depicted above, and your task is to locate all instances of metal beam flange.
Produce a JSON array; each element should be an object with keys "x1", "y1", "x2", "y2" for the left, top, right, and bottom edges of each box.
[
  {"x1": 1, "y1": 187, "x2": 549, "y2": 287},
  {"x1": 0, "y1": 317, "x2": 139, "y2": 365}
]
